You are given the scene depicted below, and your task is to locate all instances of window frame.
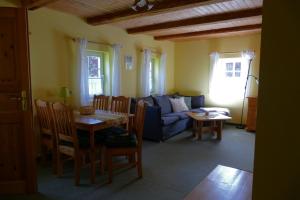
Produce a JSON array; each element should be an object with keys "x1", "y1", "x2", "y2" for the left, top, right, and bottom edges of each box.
[{"x1": 86, "y1": 50, "x2": 105, "y2": 96}]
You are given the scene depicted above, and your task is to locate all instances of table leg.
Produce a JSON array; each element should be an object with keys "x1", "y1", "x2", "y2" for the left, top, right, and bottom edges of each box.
[
  {"x1": 197, "y1": 121, "x2": 203, "y2": 140},
  {"x1": 192, "y1": 120, "x2": 197, "y2": 138},
  {"x1": 89, "y1": 127, "x2": 96, "y2": 184},
  {"x1": 216, "y1": 121, "x2": 223, "y2": 140}
]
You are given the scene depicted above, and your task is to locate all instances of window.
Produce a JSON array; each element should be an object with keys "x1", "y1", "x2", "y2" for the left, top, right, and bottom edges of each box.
[
  {"x1": 210, "y1": 57, "x2": 247, "y2": 104},
  {"x1": 86, "y1": 51, "x2": 105, "y2": 96}
]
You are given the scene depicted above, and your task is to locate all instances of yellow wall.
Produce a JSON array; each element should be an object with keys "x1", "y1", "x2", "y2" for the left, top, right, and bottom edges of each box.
[
  {"x1": 28, "y1": 8, "x2": 175, "y2": 106},
  {"x1": 0, "y1": 0, "x2": 20, "y2": 7},
  {"x1": 174, "y1": 33, "x2": 261, "y2": 123}
]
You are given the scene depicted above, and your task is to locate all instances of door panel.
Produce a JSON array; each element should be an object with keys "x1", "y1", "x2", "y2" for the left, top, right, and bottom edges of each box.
[{"x1": 0, "y1": 8, "x2": 36, "y2": 194}]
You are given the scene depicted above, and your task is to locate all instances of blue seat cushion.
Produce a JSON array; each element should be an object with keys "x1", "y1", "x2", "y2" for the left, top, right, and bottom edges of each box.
[
  {"x1": 105, "y1": 134, "x2": 137, "y2": 148},
  {"x1": 60, "y1": 130, "x2": 90, "y2": 149},
  {"x1": 154, "y1": 95, "x2": 172, "y2": 115},
  {"x1": 164, "y1": 112, "x2": 189, "y2": 120},
  {"x1": 94, "y1": 126, "x2": 127, "y2": 144},
  {"x1": 161, "y1": 116, "x2": 179, "y2": 126}
]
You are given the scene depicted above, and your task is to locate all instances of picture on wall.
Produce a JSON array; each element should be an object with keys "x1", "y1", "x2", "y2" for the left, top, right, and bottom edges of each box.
[{"x1": 125, "y1": 55, "x2": 133, "y2": 70}]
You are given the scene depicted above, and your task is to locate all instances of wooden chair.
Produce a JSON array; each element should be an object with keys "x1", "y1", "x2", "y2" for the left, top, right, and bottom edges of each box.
[
  {"x1": 34, "y1": 99, "x2": 56, "y2": 173},
  {"x1": 110, "y1": 96, "x2": 131, "y2": 114},
  {"x1": 50, "y1": 102, "x2": 93, "y2": 186},
  {"x1": 93, "y1": 95, "x2": 109, "y2": 110},
  {"x1": 110, "y1": 96, "x2": 132, "y2": 130},
  {"x1": 104, "y1": 100, "x2": 147, "y2": 183}
]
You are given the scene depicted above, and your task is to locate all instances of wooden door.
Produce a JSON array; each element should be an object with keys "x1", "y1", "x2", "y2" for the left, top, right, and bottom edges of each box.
[{"x1": 0, "y1": 8, "x2": 36, "y2": 194}]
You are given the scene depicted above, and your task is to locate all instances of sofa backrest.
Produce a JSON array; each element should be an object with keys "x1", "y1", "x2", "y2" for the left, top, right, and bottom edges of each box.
[
  {"x1": 154, "y1": 95, "x2": 172, "y2": 115},
  {"x1": 191, "y1": 95, "x2": 205, "y2": 108}
]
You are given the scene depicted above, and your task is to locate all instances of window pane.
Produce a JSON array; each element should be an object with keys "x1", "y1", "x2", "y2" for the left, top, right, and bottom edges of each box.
[
  {"x1": 88, "y1": 56, "x2": 100, "y2": 78},
  {"x1": 235, "y1": 62, "x2": 241, "y2": 71},
  {"x1": 226, "y1": 72, "x2": 233, "y2": 77},
  {"x1": 235, "y1": 72, "x2": 241, "y2": 77},
  {"x1": 88, "y1": 78, "x2": 103, "y2": 95},
  {"x1": 226, "y1": 63, "x2": 233, "y2": 71}
]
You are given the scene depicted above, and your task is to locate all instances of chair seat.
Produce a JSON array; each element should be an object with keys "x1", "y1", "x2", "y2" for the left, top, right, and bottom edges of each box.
[
  {"x1": 60, "y1": 130, "x2": 91, "y2": 149},
  {"x1": 105, "y1": 134, "x2": 137, "y2": 148},
  {"x1": 94, "y1": 126, "x2": 128, "y2": 144}
]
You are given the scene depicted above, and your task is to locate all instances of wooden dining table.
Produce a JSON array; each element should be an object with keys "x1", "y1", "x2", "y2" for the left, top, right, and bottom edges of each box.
[{"x1": 74, "y1": 110, "x2": 133, "y2": 184}]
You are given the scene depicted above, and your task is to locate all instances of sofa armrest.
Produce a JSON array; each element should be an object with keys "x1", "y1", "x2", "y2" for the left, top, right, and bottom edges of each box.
[{"x1": 143, "y1": 106, "x2": 163, "y2": 142}]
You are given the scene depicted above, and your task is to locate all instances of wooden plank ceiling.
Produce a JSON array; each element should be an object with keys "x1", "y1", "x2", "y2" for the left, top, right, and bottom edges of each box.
[{"x1": 27, "y1": 0, "x2": 263, "y2": 41}]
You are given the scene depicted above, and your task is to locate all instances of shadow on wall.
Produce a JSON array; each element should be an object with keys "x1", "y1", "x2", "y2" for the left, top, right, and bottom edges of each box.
[{"x1": 177, "y1": 90, "x2": 202, "y2": 96}]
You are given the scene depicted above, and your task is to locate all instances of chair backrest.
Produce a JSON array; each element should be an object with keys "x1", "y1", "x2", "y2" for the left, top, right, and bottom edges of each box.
[
  {"x1": 93, "y1": 95, "x2": 109, "y2": 110},
  {"x1": 111, "y1": 96, "x2": 131, "y2": 114},
  {"x1": 133, "y1": 100, "x2": 147, "y2": 148},
  {"x1": 50, "y1": 102, "x2": 78, "y2": 149},
  {"x1": 34, "y1": 99, "x2": 52, "y2": 136}
]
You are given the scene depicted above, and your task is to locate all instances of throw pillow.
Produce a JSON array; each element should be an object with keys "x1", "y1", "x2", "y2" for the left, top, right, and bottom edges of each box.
[
  {"x1": 154, "y1": 95, "x2": 172, "y2": 115},
  {"x1": 183, "y1": 96, "x2": 192, "y2": 110},
  {"x1": 191, "y1": 95, "x2": 205, "y2": 108},
  {"x1": 169, "y1": 97, "x2": 189, "y2": 112}
]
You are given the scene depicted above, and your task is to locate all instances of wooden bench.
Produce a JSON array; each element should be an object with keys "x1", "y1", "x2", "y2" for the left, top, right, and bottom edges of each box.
[{"x1": 185, "y1": 165, "x2": 253, "y2": 200}]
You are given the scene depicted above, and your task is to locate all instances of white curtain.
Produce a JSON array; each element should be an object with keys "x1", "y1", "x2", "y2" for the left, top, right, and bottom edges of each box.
[
  {"x1": 242, "y1": 50, "x2": 255, "y2": 96},
  {"x1": 158, "y1": 53, "x2": 167, "y2": 95},
  {"x1": 78, "y1": 38, "x2": 89, "y2": 106},
  {"x1": 140, "y1": 49, "x2": 152, "y2": 97},
  {"x1": 111, "y1": 44, "x2": 122, "y2": 96},
  {"x1": 209, "y1": 52, "x2": 220, "y2": 98}
]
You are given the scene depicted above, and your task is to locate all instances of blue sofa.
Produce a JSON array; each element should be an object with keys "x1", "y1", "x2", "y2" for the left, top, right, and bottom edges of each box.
[{"x1": 131, "y1": 94, "x2": 230, "y2": 142}]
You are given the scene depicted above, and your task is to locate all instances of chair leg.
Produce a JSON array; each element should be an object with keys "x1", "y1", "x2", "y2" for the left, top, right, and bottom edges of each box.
[
  {"x1": 137, "y1": 151, "x2": 142, "y2": 178},
  {"x1": 52, "y1": 148, "x2": 58, "y2": 175},
  {"x1": 128, "y1": 154, "x2": 135, "y2": 165},
  {"x1": 107, "y1": 151, "x2": 113, "y2": 184},
  {"x1": 41, "y1": 145, "x2": 48, "y2": 165},
  {"x1": 56, "y1": 151, "x2": 63, "y2": 177},
  {"x1": 100, "y1": 146, "x2": 105, "y2": 175},
  {"x1": 75, "y1": 154, "x2": 81, "y2": 186}
]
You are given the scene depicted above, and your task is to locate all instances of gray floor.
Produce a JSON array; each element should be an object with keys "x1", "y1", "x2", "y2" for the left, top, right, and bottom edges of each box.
[{"x1": 4, "y1": 125, "x2": 255, "y2": 200}]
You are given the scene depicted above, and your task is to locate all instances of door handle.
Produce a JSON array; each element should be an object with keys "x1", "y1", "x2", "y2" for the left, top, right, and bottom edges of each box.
[
  {"x1": 9, "y1": 96, "x2": 21, "y2": 101},
  {"x1": 21, "y1": 90, "x2": 27, "y2": 111}
]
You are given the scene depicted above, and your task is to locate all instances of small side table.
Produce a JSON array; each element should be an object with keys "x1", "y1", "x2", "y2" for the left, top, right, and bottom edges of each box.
[{"x1": 187, "y1": 112, "x2": 232, "y2": 140}]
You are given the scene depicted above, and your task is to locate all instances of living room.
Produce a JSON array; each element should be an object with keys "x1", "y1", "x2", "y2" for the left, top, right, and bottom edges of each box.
[{"x1": 1, "y1": 0, "x2": 299, "y2": 200}]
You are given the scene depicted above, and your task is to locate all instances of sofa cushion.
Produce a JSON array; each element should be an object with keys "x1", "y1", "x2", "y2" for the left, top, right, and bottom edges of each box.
[
  {"x1": 155, "y1": 95, "x2": 172, "y2": 115},
  {"x1": 191, "y1": 95, "x2": 205, "y2": 108},
  {"x1": 161, "y1": 116, "x2": 179, "y2": 126},
  {"x1": 142, "y1": 95, "x2": 155, "y2": 106},
  {"x1": 169, "y1": 97, "x2": 189, "y2": 112},
  {"x1": 183, "y1": 96, "x2": 192, "y2": 110},
  {"x1": 164, "y1": 112, "x2": 189, "y2": 120}
]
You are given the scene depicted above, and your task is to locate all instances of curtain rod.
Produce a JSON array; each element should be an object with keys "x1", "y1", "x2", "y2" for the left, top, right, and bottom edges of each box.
[
  {"x1": 219, "y1": 51, "x2": 240, "y2": 54},
  {"x1": 212, "y1": 50, "x2": 255, "y2": 55},
  {"x1": 71, "y1": 38, "x2": 112, "y2": 47},
  {"x1": 140, "y1": 48, "x2": 161, "y2": 54}
]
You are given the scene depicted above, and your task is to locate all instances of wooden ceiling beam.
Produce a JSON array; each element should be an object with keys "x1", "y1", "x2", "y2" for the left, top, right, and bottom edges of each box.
[
  {"x1": 86, "y1": 0, "x2": 230, "y2": 26},
  {"x1": 127, "y1": 7, "x2": 262, "y2": 34},
  {"x1": 154, "y1": 24, "x2": 262, "y2": 40},
  {"x1": 22, "y1": 0, "x2": 59, "y2": 10}
]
